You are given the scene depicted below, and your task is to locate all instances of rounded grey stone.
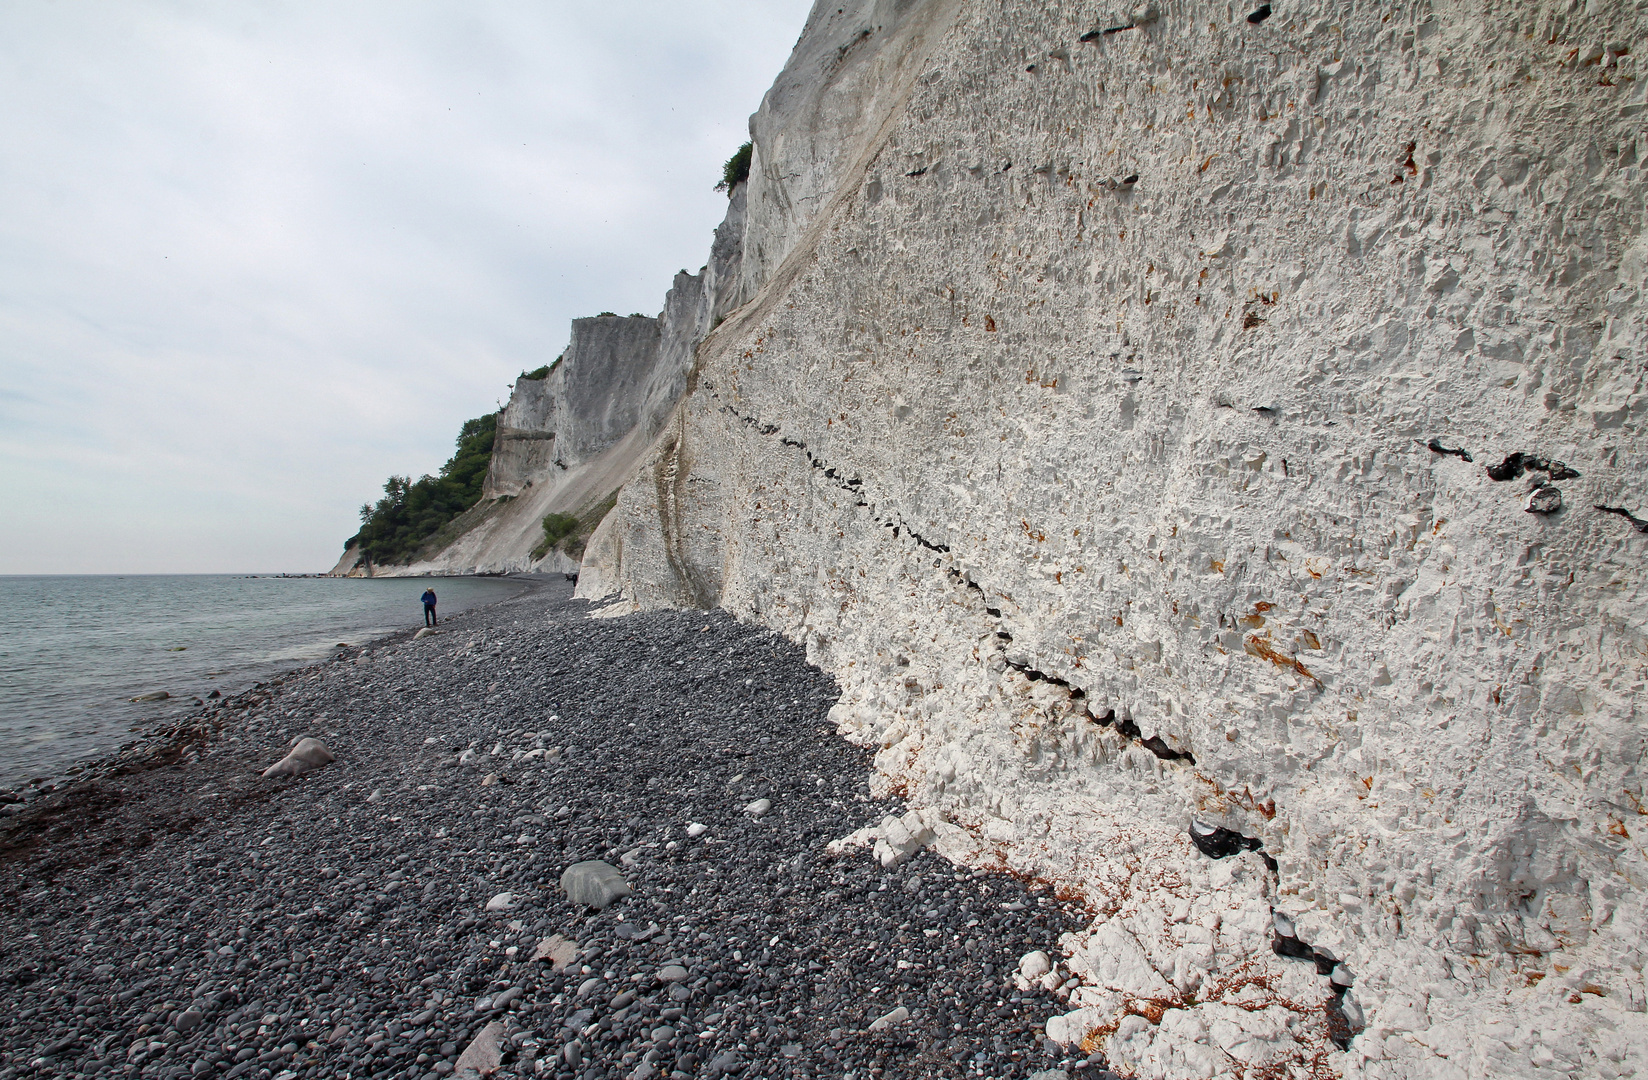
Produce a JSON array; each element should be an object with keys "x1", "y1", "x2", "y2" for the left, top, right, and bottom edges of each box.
[
  {"x1": 261, "y1": 737, "x2": 335, "y2": 778},
  {"x1": 559, "y1": 860, "x2": 631, "y2": 910}
]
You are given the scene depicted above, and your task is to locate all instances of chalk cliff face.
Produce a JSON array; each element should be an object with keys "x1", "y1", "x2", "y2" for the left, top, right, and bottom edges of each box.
[
  {"x1": 484, "y1": 373, "x2": 558, "y2": 501},
  {"x1": 358, "y1": 190, "x2": 748, "y2": 577},
  {"x1": 484, "y1": 313, "x2": 662, "y2": 501},
  {"x1": 579, "y1": 0, "x2": 1648, "y2": 1076}
]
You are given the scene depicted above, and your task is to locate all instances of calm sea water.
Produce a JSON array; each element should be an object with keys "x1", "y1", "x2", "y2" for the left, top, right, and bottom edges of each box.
[{"x1": 0, "y1": 574, "x2": 533, "y2": 789}]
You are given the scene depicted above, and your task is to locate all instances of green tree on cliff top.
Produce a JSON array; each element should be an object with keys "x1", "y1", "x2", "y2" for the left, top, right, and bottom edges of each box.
[{"x1": 349, "y1": 414, "x2": 496, "y2": 565}]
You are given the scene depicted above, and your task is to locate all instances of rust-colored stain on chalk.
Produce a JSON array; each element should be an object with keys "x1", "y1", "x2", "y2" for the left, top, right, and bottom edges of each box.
[{"x1": 1244, "y1": 634, "x2": 1319, "y2": 684}]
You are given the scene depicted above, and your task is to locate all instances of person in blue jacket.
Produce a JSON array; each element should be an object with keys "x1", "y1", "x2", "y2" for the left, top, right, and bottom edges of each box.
[{"x1": 421, "y1": 588, "x2": 438, "y2": 627}]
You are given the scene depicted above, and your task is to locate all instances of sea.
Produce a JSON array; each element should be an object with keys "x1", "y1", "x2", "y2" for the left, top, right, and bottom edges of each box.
[{"x1": 0, "y1": 574, "x2": 535, "y2": 791}]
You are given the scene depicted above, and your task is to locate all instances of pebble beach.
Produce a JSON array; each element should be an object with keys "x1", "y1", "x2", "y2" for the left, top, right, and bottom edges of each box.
[{"x1": 0, "y1": 580, "x2": 1101, "y2": 1080}]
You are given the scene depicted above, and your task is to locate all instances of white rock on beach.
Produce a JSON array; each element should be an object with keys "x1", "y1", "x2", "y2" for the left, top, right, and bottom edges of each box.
[
  {"x1": 827, "y1": 808, "x2": 947, "y2": 868},
  {"x1": 532, "y1": 934, "x2": 578, "y2": 972},
  {"x1": 260, "y1": 737, "x2": 334, "y2": 778},
  {"x1": 453, "y1": 1019, "x2": 504, "y2": 1075},
  {"x1": 866, "y1": 1005, "x2": 909, "y2": 1032},
  {"x1": 1018, "y1": 951, "x2": 1051, "y2": 981},
  {"x1": 485, "y1": 892, "x2": 514, "y2": 912}
]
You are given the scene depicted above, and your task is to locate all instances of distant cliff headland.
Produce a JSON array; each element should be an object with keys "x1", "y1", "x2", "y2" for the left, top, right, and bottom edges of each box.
[
  {"x1": 333, "y1": 142, "x2": 754, "y2": 582},
  {"x1": 335, "y1": 0, "x2": 1648, "y2": 1073}
]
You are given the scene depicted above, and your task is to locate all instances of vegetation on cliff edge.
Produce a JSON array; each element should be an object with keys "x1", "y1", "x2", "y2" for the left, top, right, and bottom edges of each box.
[
  {"x1": 717, "y1": 141, "x2": 753, "y2": 193},
  {"x1": 347, "y1": 414, "x2": 496, "y2": 565},
  {"x1": 519, "y1": 351, "x2": 565, "y2": 383}
]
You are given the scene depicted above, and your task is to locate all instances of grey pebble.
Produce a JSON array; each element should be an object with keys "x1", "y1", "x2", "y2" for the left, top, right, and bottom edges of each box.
[{"x1": 867, "y1": 1005, "x2": 910, "y2": 1031}]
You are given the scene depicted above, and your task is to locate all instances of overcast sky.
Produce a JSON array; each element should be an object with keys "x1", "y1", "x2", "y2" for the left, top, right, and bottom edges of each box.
[{"x1": 0, "y1": 0, "x2": 812, "y2": 574}]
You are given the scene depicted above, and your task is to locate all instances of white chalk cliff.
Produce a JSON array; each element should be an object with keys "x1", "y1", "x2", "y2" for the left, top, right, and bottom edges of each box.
[
  {"x1": 413, "y1": 0, "x2": 1648, "y2": 1074},
  {"x1": 338, "y1": 187, "x2": 748, "y2": 578}
]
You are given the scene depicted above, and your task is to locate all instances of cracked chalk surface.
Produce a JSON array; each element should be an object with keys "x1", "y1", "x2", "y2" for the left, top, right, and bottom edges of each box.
[{"x1": 578, "y1": 1, "x2": 1648, "y2": 1077}]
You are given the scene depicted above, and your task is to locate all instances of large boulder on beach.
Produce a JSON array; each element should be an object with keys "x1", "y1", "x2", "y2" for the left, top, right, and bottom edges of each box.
[
  {"x1": 560, "y1": 860, "x2": 630, "y2": 910},
  {"x1": 261, "y1": 737, "x2": 335, "y2": 778}
]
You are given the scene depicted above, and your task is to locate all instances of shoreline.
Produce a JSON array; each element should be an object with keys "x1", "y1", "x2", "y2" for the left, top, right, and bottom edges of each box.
[
  {"x1": 0, "y1": 583, "x2": 1098, "y2": 1080},
  {"x1": 0, "y1": 574, "x2": 550, "y2": 814}
]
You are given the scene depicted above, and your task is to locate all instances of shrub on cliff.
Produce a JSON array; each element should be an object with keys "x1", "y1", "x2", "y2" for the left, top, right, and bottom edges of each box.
[
  {"x1": 346, "y1": 414, "x2": 496, "y2": 565},
  {"x1": 530, "y1": 512, "x2": 580, "y2": 560},
  {"x1": 716, "y1": 141, "x2": 752, "y2": 193},
  {"x1": 541, "y1": 512, "x2": 579, "y2": 544},
  {"x1": 519, "y1": 353, "x2": 564, "y2": 382}
]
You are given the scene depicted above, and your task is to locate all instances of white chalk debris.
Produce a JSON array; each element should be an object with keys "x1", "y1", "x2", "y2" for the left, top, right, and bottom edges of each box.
[{"x1": 827, "y1": 808, "x2": 952, "y2": 867}]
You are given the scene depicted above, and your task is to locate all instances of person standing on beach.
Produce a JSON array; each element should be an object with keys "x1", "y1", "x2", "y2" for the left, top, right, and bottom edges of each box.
[{"x1": 421, "y1": 587, "x2": 437, "y2": 627}]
